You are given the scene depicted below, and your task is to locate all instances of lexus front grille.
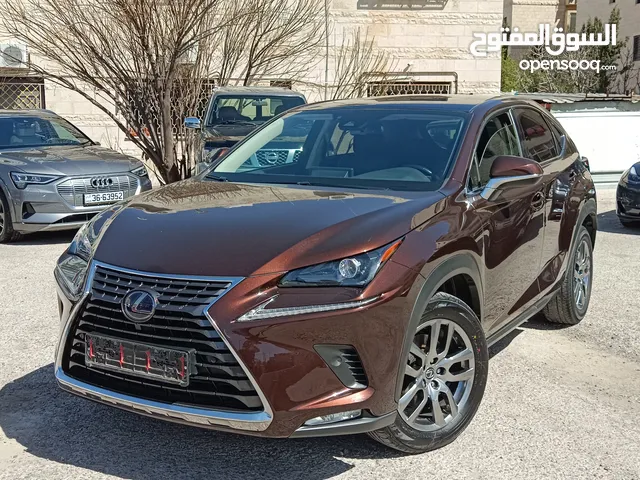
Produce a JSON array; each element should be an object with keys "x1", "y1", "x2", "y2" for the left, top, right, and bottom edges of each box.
[
  {"x1": 62, "y1": 264, "x2": 264, "y2": 412},
  {"x1": 57, "y1": 175, "x2": 139, "y2": 206}
]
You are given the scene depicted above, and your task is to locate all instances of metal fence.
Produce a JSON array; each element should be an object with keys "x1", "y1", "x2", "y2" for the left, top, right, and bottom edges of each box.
[
  {"x1": 367, "y1": 81, "x2": 452, "y2": 97},
  {"x1": 0, "y1": 77, "x2": 45, "y2": 109}
]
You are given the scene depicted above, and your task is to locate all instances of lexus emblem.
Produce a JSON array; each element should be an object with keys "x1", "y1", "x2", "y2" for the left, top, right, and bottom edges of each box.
[
  {"x1": 122, "y1": 290, "x2": 157, "y2": 323},
  {"x1": 91, "y1": 177, "x2": 114, "y2": 188},
  {"x1": 264, "y1": 152, "x2": 279, "y2": 164}
]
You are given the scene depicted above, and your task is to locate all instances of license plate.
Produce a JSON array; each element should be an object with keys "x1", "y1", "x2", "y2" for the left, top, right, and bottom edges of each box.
[
  {"x1": 84, "y1": 191, "x2": 124, "y2": 205},
  {"x1": 85, "y1": 334, "x2": 192, "y2": 386}
]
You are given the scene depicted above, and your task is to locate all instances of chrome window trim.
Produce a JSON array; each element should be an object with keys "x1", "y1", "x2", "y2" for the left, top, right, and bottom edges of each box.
[
  {"x1": 464, "y1": 106, "x2": 517, "y2": 197},
  {"x1": 54, "y1": 260, "x2": 274, "y2": 432}
]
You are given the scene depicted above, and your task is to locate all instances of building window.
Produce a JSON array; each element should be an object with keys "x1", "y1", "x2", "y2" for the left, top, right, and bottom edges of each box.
[
  {"x1": 566, "y1": 11, "x2": 577, "y2": 33},
  {"x1": 0, "y1": 77, "x2": 45, "y2": 109},
  {"x1": 367, "y1": 81, "x2": 451, "y2": 97},
  {"x1": 634, "y1": 36, "x2": 640, "y2": 62}
]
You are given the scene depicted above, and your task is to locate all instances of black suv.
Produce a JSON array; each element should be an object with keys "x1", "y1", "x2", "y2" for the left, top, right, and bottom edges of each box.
[{"x1": 184, "y1": 86, "x2": 306, "y2": 173}]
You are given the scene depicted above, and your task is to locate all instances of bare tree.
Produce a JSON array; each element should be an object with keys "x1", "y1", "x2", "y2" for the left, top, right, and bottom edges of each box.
[
  {"x1": 614, "y1": 43, "x2": 640, "y2": 95},
  {"x1": 330, "y1": 28, "x2": 395, "y2": 100},
  {"x1": 1, "y1": 0, "x2": 226, "y2": 183},
  {"x1": 214, "y1": 0, "x2": 325, "y2": 86}
]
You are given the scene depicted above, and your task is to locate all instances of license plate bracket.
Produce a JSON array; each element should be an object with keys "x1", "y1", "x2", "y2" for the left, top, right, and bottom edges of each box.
[{"x1": 85, "y1": 334, "x2": 193, "y2": 386}]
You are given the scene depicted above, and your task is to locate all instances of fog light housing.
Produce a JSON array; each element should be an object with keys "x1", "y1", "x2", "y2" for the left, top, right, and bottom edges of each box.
[{"x1": 303, "y1": 410, "x2": 362, "y2": 426}]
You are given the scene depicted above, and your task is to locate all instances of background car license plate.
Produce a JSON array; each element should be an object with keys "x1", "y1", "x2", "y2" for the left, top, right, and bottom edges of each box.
[
  {"x1": 85, "y1": 334, "x2": 192, "y2": 386},
  {"x1": 84, "y1": 191, "x2": 124, "y2": 205}
]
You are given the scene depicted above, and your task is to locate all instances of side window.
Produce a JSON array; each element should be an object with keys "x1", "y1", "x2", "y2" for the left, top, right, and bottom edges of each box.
[
  {"x1": 514, "y1": 108, "x2": 558, "y2": 162},
  {"x1": 473, "y1": 112, "x2": 520, "y2": 187}
]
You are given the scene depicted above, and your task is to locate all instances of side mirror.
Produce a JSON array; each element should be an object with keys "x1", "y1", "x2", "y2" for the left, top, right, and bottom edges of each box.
[
  {"x1": 481, "y1": 155, "x2": 543, "y2": 200},
  {"x1": 184, "y1": 117, "x2": 201, "y2": 130}
]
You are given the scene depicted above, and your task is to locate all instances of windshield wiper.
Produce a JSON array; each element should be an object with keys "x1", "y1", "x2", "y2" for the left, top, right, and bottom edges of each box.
[{"x1": 205, "y1": 174, "x2": 228, "y2": 182}]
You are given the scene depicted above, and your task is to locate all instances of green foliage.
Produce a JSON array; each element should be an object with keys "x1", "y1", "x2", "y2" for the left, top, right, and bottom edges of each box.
[
  {"x1": 506, "y1": 7, "x2": 628, "y2": 94},
  {"x1": 580, "y1": 7, "x2": 625, "y2": 92},
  {"x1": 501, "y1": 56, "x2": 520, "y2": 92}
]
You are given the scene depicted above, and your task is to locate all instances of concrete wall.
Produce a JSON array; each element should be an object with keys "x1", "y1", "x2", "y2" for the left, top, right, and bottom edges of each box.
[{"x1": 552, "y1": 102, "x2": 640, "y2": 174}]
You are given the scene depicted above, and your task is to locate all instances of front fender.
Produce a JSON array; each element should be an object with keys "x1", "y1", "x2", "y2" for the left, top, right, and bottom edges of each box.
[{"x1": 394, "y1": 252, "x2": 484, "y2": 401}]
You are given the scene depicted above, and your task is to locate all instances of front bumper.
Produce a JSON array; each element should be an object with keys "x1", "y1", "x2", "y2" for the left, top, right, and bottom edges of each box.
[
  {"x1": 8, "y1": 174, "x2": 152, "y2": 233},
  {"x1": 617, "y1": 184, "x2": 640, "y2": 221},
  {"x1": 55, "y1": 260, "x2": 417, "y2": 438}
]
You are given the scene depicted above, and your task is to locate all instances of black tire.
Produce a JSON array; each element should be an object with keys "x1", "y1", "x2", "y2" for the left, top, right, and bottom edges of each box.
[
  {"x1": 368, "y1": 292, "x2": 488, "y2": 454},
  {"x1": 0, "y1": 189, "x2": 23, "y2": 243},
  {"x1": 542, "y1": 226, "x2": 593, "y2": 325}
]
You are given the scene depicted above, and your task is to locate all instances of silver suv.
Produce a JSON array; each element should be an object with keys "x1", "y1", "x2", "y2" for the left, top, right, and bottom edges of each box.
[{"x1": 0, "y1": 110, "x2": 152, "y2": 242}]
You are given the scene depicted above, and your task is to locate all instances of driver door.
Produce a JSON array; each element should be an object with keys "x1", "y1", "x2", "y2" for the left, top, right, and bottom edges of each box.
[{"x1": 468, "y1": 110, "x2": 546, "y2": 334}]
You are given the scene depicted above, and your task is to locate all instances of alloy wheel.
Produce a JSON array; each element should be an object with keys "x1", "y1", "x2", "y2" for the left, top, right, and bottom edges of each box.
[
  {"x1": 573, "y1": 237, "x2": 591, "y2": 311},
  {"x1": 399, "y1": 319, "x2": 475, "y2": 432}
]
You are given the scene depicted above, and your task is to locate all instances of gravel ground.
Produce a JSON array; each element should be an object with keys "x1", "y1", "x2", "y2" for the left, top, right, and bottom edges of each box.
[{"x1": 0, "y1": 185, "x2": 639, "y2": 479}]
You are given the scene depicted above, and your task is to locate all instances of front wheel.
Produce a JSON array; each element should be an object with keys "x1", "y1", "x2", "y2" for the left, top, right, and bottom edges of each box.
[
  {"x1": 368, "y1": 292, "x2": 488, "y2": 454},
  {"x1": 0, "y1": 189, "x2": 23, "y2": 243}
]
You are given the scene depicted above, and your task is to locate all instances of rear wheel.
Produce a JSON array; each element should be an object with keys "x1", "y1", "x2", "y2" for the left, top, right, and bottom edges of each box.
[
  {"x1": 368, "y1": 292, "x2": 488, "y2": 454},
  {"x1": 0, "y1": 189, "x2": 23, "y2": 243},
  {"x1": 542, "y1": 226, "x2": 593, "y2": 325}
]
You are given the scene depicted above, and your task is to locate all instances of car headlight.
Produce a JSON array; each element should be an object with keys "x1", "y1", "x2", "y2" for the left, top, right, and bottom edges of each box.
[
  {"x1": 131, "y1": 165, "x2": 148, "y2": 177},
  {"x1": 10, "y1": 172, "x2": 60, "y2": 189},
  {"x1": 55, "y1": 203, "x2": 124, "y2": 300},
  {"x1": 204, "y1": 147, "x2": 229, "y2": 163},
  {"x1": 629, "y1": 166, "x2": 639, "y2": 182},
  {"x1": 279, "y1": 239, "x2": 403, "y2": 287},
  {"x1": 54, "y1": 254, "x2": 91, "y2": 302}
]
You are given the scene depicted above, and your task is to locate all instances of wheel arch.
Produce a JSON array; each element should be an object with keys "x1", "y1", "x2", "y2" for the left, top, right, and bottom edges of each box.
[
  {"x1": 394, "y1": 253, "x2": 483, "y2": 401},
  {"x1": 0, "y1": 176, "x2": 16, "y2": 223},
  {"x1": 572, "y1": 197, "x2": 597, "y2": 251}
]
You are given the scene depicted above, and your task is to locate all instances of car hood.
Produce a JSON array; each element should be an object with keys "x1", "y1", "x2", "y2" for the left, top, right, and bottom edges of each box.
[
  {"x1": 93, "y1": 180, "x2": 445, "y2": 277},
  {"x1": 0, "y1": 145, "x2": 140, "y2": 175}
]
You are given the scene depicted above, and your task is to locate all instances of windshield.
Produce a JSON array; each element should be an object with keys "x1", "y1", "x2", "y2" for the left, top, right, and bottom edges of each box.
[
  {"x1": 207, "y1": 107, "x2": 468, "y2": 191},
  {"x1": 206, "y1": 95, "x2": 305, "y2": 126},
  {"x1": 0, "y1": 115, "x2": 92, "y2": 149}
]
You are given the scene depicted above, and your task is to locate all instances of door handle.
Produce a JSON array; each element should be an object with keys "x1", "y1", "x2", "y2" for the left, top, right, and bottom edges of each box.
[{"x1": 531, "y1": 192, "x2": 545, "y2": 210}]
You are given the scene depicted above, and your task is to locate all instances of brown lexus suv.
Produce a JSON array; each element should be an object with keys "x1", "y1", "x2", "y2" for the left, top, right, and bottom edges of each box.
[{"x1": 54, "y1": 95, "x2": 597, "y2": 453}]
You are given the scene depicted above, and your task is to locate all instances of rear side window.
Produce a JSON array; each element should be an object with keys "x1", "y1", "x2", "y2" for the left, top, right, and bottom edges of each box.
[{"x1": 514, "y1": 108, "x2": 558, "y2": 162}]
